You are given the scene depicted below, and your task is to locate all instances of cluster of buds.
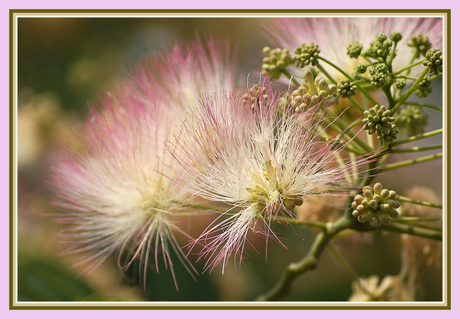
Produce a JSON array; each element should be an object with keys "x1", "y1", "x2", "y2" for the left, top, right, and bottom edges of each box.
[
  {"x1": 355, "y1": 63, "x2": 367, "y2": 74},
  {"x1": 347, "y1": 42, "x2": 363, "y2": 59},
  {"x1": 242, "y1": 84, "x2": 269, "y2": 109},
  {"x1": 362, "y1": 34, "x2": 393, "y2": 59},
  {"x1": 423, "y1": 48, "x2": 442, "y2": 75},
  {"x1": 262, "y1": 47, "x2": 294, "y2": 79},
  {"x1": 281, "y1": 72, "x2": 337, "y2": 112},
  {"x1": 352, "y1": 183, "x2": 401, "y2": 228},
  {"x1": 407, "y1": 34, "x2": 432, "y2": 58},
  {"x1": 369, "y1": 63, "x2": 389, "y2": 88},
  {"x1": 362, "y1": 104, "x2": 399, "y2": 143},
  {"x1": 294, "y1": 43, "x2": 320, "y2": 68},
  {"x1": 394, "y1": 79, "x2": 406, "y2": 90},
  {"x1": 395, "y1": 105, "x2": 428, "y2": 137},
  {"x1": 415, "y1": 75, "x2": 432, "y2": 98},
  {"x1": 389, "y1": 31, "x2": 403, "y2": 43},
  {"x1": 337, "y1": 80, "x2": 357, "y2": 98}
]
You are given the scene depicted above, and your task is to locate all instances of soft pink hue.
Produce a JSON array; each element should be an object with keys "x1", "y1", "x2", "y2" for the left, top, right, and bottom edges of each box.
[
  {"x1": 264, "y1": 17, "x2": 442, "y2": 81},
  {"x1": 50, "y1": 37, "x2": 236, "y2": 288},
  {"x1": 167, "y1": 79, "x2": 367, "y2": 273}
]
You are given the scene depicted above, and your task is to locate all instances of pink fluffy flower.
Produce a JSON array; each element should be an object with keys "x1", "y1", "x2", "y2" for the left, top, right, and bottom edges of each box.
[
  {"x1": 264, "y1": 17, "x2": 442, "y2": 81},
  {"x1": 50, "y1": 38, "x2": 236, "y2": 288},
  {"x1": 167, "y1": 79, "x2": 367, "y2": 273}
]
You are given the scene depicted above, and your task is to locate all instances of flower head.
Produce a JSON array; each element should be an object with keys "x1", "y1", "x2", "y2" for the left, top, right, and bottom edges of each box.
[
  {"x1": 167, "y1": 79, "x2": 367, "y2": 273},
  {"x1": 264, "y1": 18, "x2": 442, "y2": 81},
  {"x1": 50, "y1": 38, "x2": 236, "y2": 288},
  {"x1": 349, "y1": 275, "x2": 414, "y2": 301}
]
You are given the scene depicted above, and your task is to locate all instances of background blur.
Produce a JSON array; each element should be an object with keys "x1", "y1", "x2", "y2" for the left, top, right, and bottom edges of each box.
[{"x1": 16, "y1": 17, "x2": 443, "y2": 302}]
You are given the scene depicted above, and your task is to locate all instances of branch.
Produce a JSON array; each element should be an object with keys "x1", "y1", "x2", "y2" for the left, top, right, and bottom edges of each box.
[
  {"x1": 381, "y1": 223, "x2": 442, "y2": 240},
  {"x1": 254, "y1": 215, "x2": 352, "y2": 301},
  {"x1": 389, "y1": 144, "x2": 442, "y2": 153},
  {"x1": 389, "y1": 128, "x2": 442, "y2": 147},
  {"x1": 377, "y1": 152, "x2": 442, "y2": 171},
  {"x1": 396, "y1": 195, "x2": 442, "y2": 209}
]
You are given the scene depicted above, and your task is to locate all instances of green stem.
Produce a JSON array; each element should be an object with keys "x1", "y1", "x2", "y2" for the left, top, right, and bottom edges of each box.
[
  {"x1": 348, "y1": 97, "x2": 366, "y2": 113},
  {"x1": 317, "y1": 56, "x2": 379, "y2": 106},
  {"x1": 319, "y1": 127, "x2": 365, "y2": 156},
  {"x1": 255, "y1": 215, "x2": 353, "y2": 301},
  {"x1": 377, "y1": 152, "x2": 442, "y2": 171},
  {"x1": 383, "y1": 85, "x2": 395, "y2": 109},
  {"x1": 353, "y1": 79, "x2": 370, "y2": 85},
  {"x1": 316, "y1": 63, "x2": 366, "y2": 113},
  {"x1": 391, "y1": 67, "x2": 430, "y2": 114},
  {"x1": 387, "y1": 41, "x2": 399, "y2": 67},
  {"x1": 395, "y1": 51, "x2": 421, "y2": 98},
  {"x1": 389, "y1": 144, "x2": 442, "y2": 153},
  {"x1": 392, "y1": 220, "x2": 442, "y2": 232},
  {"x1": 398, "y1": 216, "x2": 442, "y2": 222},
  {"x1": 389, "y1": 128, "x2": 442, "y2": 147},
  {"x1": 394, "y1": 60, "x2": 424, "y2": 75},
  {"x1": 430, "y1": 73, "x2": 442, "y2": 81},
  {"x1": 327, "y1": 243, "x2": 360, "y2": 280},
  {"x1": 395, "y1": 75, "x2": 418, "y2": 81},
  {"x1": 396, "y1": 195, "x2": 442, "y2": 209},
  {"x1": 381, "y1": 223, "x2": 442, "y2": 240},
  {"x1": 261, "y1": 215, "x2": 328, "y2": 230},
  {"x1": 316, "y1": 63, "x2": 337, "y2": 84},
  {"x1": 402, "y1": 101, "x2": 442, "y2": 112},
  {"x1": 281, "y1": 69, "x2": 300, "y2": 86},
  {"x1": 325, "y1": 114, "x2": 373, "y2": 153}
]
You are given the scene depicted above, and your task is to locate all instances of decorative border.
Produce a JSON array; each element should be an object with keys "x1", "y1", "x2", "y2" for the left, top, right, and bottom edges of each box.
[{"x1": 9, "y1": 9, "x2": 451, "y2": 310}]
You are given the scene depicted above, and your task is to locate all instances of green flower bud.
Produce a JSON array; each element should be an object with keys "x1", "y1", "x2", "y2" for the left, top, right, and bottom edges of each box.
[
  {"x1": 243, "y1": 84, "x2": 269, "y2": 109},
  {"x1": 356, "y1": 63, "x2": 367, "y2": 74},
  {"x1": 347, "y1": 42, "x2": 363, "y2": 59},
  {"x1": 352, "y1": 183, "x2": 401, "y2": 227},
  {"x1": 390, "y1": 32, "x2": 403, "y2": 43},
  {"x1": 358, "y1": 213, "x2": 371, "y2": 223},
  {"x1": 369, "y1": 63, "x2": 389, "y2": 88},
  {"x1": 363, "y1": 104, "x2": 399, "y2": 143},
  {"x1": 293, "y1": 197, "x2": 304, "y2": 206},
  {"x1": 362, "y1": 34, "x2": 393, "y2": 59},
  {"x1": 395, "y1": 105, "x2": 429, "y2": 137},
  {"x1": 395, "y1": 79, "x2": 406, "y2": 90},
  {"x1": 388, "y1": 208, "x2": 400, "y2": 219},
  {"x1": 369, "y1": 216, "x2": 381, "y2": 228},
  {"x1": 294, "y1": 43, "x2": 320, "y2": 68},
  {"x1": 283, "y1": 199, "x2": 296, "y2": 211},
  {"x1": 379, "y1": 213, "x2": 391, "y2": 226},
  {"x1": 407, "y1": 34, "x2": 432, "y2": 58},
  {"x1": 284, "y1": 76, "x2": 337, "y2": 112},
  {"x1": 419, "y1": 75, "x2": 431, "y2": 88},
  {"x1": 423, "y1": 48, "x2": 442, "y2": 75},
  {"x1": 337, "y1": 80, "x2": 358, "y2": 98},
  {"x1": 262, "y1": 46, "x2": 294, "y2": 79}
]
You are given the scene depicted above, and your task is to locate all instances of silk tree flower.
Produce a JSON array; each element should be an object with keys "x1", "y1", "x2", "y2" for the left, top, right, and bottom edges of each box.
[
  {"x1": 263, "y1": 18, "x2": 442, "y2": 82},
  {"x1": 349, "y1": 275, "x2": 414, "y2": 301},
  {"x1": 134, "y1": 37, "x2": 237, "y2": 116},
  {"x1": 166, "y1": 80, "x2": 368, "y2": 273},
  {"x1": 50, "y1": 38, "x2": 237, "y2": 288}
]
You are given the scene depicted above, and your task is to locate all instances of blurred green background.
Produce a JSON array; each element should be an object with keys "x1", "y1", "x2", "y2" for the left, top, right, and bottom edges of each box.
[{"x1": 16, "y1": 17, "x2": 443, "y2": 302}]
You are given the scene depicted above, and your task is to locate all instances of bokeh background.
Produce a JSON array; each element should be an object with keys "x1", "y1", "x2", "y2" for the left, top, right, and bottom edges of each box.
[{"x1": 16, "y1": 17, "x2": 443, "y2": 302}]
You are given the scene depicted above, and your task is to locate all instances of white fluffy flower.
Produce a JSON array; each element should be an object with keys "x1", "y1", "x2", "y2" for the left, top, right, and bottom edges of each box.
[
  {"x1": 50, "y1": 38, "x2": 236, "y2": 288},
  {"x1": 167, "y1": 80, "x2": 367, "y2": 273}
]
